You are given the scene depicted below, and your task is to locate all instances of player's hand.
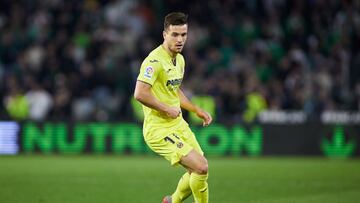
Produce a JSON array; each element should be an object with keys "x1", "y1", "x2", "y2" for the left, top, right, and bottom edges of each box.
[
  {"x1": 196, "y1": 109, "x2": 212, "y2": 127},
  {"x1": 164, "y1": 106, "x2": 181, "y2": 119}
]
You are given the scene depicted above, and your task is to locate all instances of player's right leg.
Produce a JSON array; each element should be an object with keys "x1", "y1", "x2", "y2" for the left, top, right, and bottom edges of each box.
[
  {"x1": 180, "y1": 150, "x2": 209, "y2": 203},
  {"x1": 170, "y1": 171, "x2": 192, "y2": 202},
  {"x1": 162, "y1": 195, "x2": 172, "y2": 203}
]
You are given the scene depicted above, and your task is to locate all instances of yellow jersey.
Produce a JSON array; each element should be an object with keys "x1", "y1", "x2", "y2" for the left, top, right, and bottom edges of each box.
[{"x1": 137, "y1": 45, "x2": 187, "y2": 138}]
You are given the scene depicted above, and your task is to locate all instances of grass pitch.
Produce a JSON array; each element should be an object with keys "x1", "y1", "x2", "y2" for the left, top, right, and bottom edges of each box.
[{"x1": 0, "y1": 155, "x2": 359, "y2": 203}]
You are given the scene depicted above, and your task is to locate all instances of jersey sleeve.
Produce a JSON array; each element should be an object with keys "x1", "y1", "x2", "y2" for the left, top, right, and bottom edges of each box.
[{"x1": 137, "y1": 59, "x2": 161, "y2": 86}]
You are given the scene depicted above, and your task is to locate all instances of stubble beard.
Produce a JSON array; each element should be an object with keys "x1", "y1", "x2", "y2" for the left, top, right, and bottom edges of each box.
[{"x1": 172, "y1": 45, "x2": 183, "y2": 53}]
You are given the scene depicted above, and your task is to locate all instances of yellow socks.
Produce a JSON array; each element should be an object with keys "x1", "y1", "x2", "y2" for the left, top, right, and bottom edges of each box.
[
  {"x1": 171, "y1": 172, "x2": 209, "y2": 203},
  {"x1": 189, "y1": 173, "x2": 208, "y2": 203},
  {"x1": 172, "y1": 172, "x2": 192, "y2": 203}
]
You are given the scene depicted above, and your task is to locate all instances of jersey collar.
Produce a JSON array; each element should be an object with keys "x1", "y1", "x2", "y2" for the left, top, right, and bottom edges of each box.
[{"x1": 160, "y1": 45, "x2": 177, "y2": 60}]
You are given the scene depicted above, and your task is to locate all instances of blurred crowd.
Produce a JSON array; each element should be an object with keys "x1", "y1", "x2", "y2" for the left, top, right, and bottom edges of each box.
[{"x1": 0, "y1": 0, "x2": 359, "y2": 123}]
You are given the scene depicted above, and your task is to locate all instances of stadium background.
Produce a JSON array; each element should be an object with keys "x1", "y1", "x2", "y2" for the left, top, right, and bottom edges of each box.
[{"x1": 0, "y1": 0, "x2": 360, "y2": 203}]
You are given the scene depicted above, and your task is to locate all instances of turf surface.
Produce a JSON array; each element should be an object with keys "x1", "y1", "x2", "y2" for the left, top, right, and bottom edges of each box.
[{"x1": 0, "y1": 155, "x2": 359, "y2": 203}]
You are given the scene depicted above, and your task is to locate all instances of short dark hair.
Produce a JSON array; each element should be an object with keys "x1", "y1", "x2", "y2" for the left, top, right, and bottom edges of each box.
[{"x1": 164, "y1": 12, "x2": 188, "y2": 30}]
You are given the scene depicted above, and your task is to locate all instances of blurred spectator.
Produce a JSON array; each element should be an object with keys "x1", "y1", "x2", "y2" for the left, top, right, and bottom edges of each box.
[
  {"x1": 25, "y1": 77, "x2": 53, "y2": 121},
  {"x1": 3, "y1": 76, "x2": 29, "y2": 120},
  {"x1": 355, "y1": 82, "x2": 360, "y2": 111},
  {"x1": 242, "y1": 73, "x2": 267, "y2": 122},
  {"x1": 52, "y1": 74, "x2": 72, "y2": 120}
]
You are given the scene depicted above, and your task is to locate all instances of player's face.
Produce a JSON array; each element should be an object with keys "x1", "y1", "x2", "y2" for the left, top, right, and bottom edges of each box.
[{"x1": 163, "y1": 24, "x2": 188, "y2": 54}]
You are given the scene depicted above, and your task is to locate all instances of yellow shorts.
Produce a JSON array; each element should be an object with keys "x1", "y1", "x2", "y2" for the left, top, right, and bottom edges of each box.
[{"x1": 145, "y1": 125, "x2": 203, "y2": 166}]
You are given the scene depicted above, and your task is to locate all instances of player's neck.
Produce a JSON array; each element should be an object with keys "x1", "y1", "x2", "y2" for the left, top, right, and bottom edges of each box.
[{"x1": 162, "y1": 43, "x2": 177, "y2": 58}]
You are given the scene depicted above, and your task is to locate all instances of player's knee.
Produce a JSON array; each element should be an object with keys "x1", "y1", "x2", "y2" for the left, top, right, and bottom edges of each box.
[
  {"x1": 198, "y1": 163, "x2": 208, "y2": 175},
  {"x1": 195, "y1": 159, "x2": 208, "y2": 175}
]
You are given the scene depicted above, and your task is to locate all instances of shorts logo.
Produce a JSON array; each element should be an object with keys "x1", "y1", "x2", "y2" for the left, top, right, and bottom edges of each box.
[
  {"x1": 144, "y1": 66, "x2": 153, "y2": 79},
  {"x1": 177, "y1": 142, "x2": 184, "y2": 148}
]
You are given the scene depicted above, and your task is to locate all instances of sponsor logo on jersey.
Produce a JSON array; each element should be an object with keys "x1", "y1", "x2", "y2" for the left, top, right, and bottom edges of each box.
[
  {"x1": 150, "y1": 59, "x2": 159, "y2": 63},
  {"x1": 144, "y1": 66, "x2": 153, "y2": 78},
  {"x1": 166, "y1": 78, "x2": 182, "y2": 86}
]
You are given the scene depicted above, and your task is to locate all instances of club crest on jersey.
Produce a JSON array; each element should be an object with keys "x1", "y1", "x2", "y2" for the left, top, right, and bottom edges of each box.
[
  {"x1": 177, "y1": 142, "x2": 184, "y2": 148},
  {"x1": 144, "y1": 66, "x2": 154, "y2": 79}
]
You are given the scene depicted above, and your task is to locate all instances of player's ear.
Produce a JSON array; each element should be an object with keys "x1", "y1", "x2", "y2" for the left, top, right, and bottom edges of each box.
[{"x1": 163, "y1": 30, "x2": 166, "y2": 39}]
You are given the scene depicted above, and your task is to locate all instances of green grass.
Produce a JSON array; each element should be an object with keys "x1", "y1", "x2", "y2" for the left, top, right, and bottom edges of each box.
[{"x1": 1, "y1": 155, "x2": 360, "y2": 203}]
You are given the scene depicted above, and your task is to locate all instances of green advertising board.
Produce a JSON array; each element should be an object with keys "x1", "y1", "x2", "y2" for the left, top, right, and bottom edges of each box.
[
  {"x1": 22, "y1": 122, "x2": 262, "y2": 156},
  {"x1": 0, "y1": 121, "x2": 356, "y2": 157}
]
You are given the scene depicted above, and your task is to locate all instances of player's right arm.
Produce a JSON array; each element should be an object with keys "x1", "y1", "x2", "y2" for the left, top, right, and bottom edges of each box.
[
  {"x1": 135, "y1": 59, "x2": 180, "y2": 119},
  {"x1": 134, "y1": 81, "x2": 180, "y2": 119}
]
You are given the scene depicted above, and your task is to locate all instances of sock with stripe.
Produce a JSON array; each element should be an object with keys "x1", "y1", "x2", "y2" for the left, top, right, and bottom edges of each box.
[{"x1": 189, "y1": 173, "x2": 208, "y2": 203}]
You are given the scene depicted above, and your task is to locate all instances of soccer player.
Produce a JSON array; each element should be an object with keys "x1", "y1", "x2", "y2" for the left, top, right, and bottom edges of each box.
[{"x1": 134, "y1": 12, "x2": 212, "y2": 203}]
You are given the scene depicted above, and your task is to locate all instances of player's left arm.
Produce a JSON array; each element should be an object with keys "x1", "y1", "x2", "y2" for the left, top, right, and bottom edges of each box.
[{"x1": 178, "y1": 88, "x2": 212, "y2": 126}]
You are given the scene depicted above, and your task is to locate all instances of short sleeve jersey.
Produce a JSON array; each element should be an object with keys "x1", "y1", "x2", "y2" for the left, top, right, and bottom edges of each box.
[{"x1": 137, "y1": 45, "x2": 186, "y2": 136}]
